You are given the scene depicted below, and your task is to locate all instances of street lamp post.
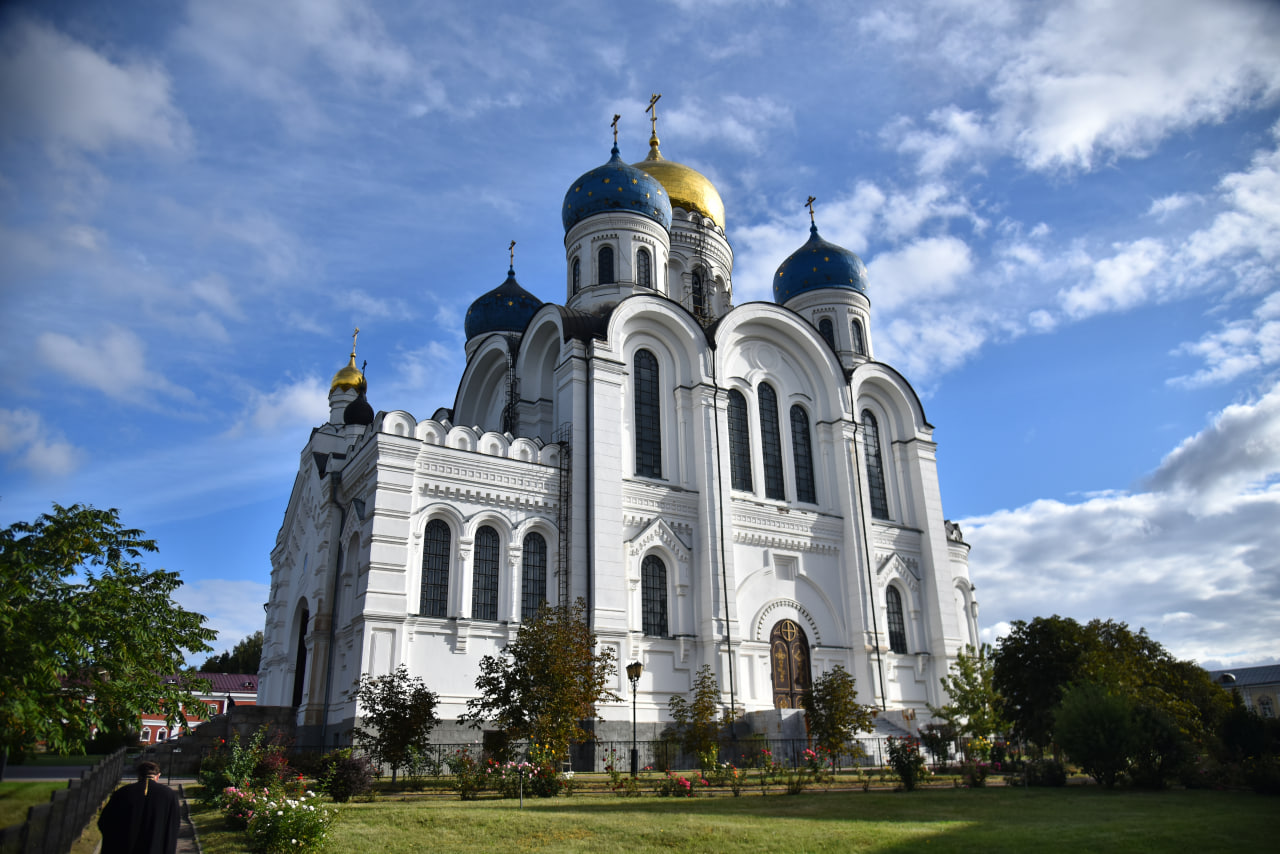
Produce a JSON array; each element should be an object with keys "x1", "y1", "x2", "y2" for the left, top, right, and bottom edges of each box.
[{"x1": 626, "y1": 661, "x2": 643, "y2": 778}]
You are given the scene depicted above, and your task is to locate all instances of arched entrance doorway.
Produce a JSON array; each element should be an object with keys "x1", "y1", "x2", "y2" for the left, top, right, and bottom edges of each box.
[
  {"x1": 770, "y1": 619, "x2": 811, "y2": 709},
  {"x1": 291, "y1": 607, "x2": 309, "y2": 708}
]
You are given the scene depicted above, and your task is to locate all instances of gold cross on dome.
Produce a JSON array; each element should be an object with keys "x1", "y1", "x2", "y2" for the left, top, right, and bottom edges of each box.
[
  {"x1": 611, "y1": 114, "x2": 621, "y2": 143},
  {"x1": 805, "y1": 196, "x2": 817, "y2": 225},
  {"x1": 351, "y1": 327, "x2": 359, "y2": 356},
  {"x1": 647, "y1": 93, "x2": 662, "y2": 134},
  {"x1": 509, "y1": 240, "x2": 516, "y2": 267}
]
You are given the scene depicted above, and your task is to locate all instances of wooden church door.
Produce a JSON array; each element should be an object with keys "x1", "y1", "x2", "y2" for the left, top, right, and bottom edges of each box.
[{"x1": 770, "y1": 619, "x2": 811, "y2": 709}]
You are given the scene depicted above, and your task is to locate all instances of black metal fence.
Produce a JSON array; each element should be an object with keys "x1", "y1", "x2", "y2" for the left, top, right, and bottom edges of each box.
[{"x1": 0, "y1": 748, "x2": 127, "y2": 854}]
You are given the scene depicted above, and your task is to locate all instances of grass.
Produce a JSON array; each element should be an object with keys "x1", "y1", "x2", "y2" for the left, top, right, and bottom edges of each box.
[
  {"x1": 0, "y1": 781, "x2": 100, "y2": 854},
  {"x1": 189, "y1": 785, "x2": 1273, "y2": 853},
  {"x1": 9, "y1": 754, "x2": 108, "y2": 767}
]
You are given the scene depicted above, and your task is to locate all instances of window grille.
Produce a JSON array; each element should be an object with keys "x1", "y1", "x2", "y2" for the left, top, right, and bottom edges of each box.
[
  {"x1": 791, "y1": 405, "x2": 816, "y2": 503},
  {"x1": 862, "y1": 409, "x2": 890, "y2": 519},
  {"x1": 421, "y1": 519, "x2": 451, "y2": 617},
  {"x1": 887, "y1": 586, "x2": 908, "y2": 653},
  {"x1": 521, "y1": 532, "x2": 547, "y2": 618},
  {"x1": 852, "y1": 319, "x2": 866, "y2": 355},
  {"x1": 818, "y1": 318, "x2": 835, "y2": 350},
  {"x1": 599, "y1": 246, "x2": 615, "y2": 284},
  {"x1": 727, "y1": 389, "x2": 753, "y2": 491},
  {"x1": 471, "y1": 526, "x2": 499, "y2": 621},
  {"x1": 641, "y1": 555, "x2": 668, "y2": 636},
  {"x1": 759, "y1": 382, "x2": 785, "y2": 500},
  {"x1": 637, "y1": 248, "x2": 652, "y2": 287},
  {"x1": 634, "y1": 349, "x2": 662, "y2": 477}
]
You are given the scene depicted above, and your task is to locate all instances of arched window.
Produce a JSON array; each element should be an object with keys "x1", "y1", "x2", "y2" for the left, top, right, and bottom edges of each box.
[
  {"x1": 471, "y1": 526, "x2": 499, "y2": 621},
  {"x1": 691, "y1": 270, "x2": 706, "y2": 316},
  {"x1": 634, "y1": 349, "x2": 662, "y2": 478},
  {"x1": 598, "y1": 246, "x2": 615, "y2": 284},
  {"x1": 421, "y1": 519, "x2": 451, "y2": 617},
  {"x1": 641, "y1": 555, "x2": 668, "y2": 636},
  {"x1": 141, "y1": 727, "x2": 151, "y2": 743},
  {"x1": 851, "y1": 319, "x2": 866, "y2": 356},
  {"x1": 156, "y1": 728, "x2": 168, "y2": 742},
  {"x1": 1260, "y1": 697, "x2": 1275, "y2": 719},
  {"x1": 790, "y1": 405, "x2": 816, "y2": 504},
  {"x1": 759, "y1": 382, "x2": 785, "y2": 500},
  {"x1": 572, "y1": 258, "x2": 581, "y2": 294},
  {"x1": 818, "y1": 318, "x2": 835, "y2": 350},
  {"x1": 637, "y1": 247, "x2": 652, "y2": 288},
  {"x1": 521, "y1": 532, "x2": 547, "y2": 618},
  {"x1": 727, "y1": 389, "x2": 753, "y2": 491},
  {"x1": 886, "y1": 587, "x2": 908, "y2": 653},
  {"x1": 861, "y1": 409, "x2": 890, "y2": 520}
]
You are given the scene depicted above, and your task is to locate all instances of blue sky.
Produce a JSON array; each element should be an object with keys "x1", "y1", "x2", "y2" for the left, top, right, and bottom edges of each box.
[{"x1": 2, "y1": 0, "x2": 1278, "y2": 669}]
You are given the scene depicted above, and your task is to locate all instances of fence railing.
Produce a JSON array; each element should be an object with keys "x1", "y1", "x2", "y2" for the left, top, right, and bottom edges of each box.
[{"x1": 0, "y1": 748, "x2": 127, "y2": 854}]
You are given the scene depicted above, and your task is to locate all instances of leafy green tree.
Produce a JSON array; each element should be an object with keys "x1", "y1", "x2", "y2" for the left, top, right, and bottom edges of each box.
[
  {"x1": 462, "y1": 599, "x2": 618, "y2": 763},
  {"x1": 0, "y1": 504, "x2": 215, "y2": 773},
  {"x1": 931, "y1": 643, "x2": 1006, "y2": 740},
  {"x1": 992, "y1": 615, "x2": 1090, "y2": 750},
  {"x1": 201, "y1": 631, "x2": 264, "y2": 674},
  {"x1": 352, "y1": 664, "x2": 440, "y2": 783},
  {"x1": 1053, "y1": 680, "x2": 1137, "y2": 788},
  {"x1": 805, "y1": 665, "x2": 874, "y2": 759},
  {"x1": 667, "y1": 664, "x2": 724, "y2": 767}
]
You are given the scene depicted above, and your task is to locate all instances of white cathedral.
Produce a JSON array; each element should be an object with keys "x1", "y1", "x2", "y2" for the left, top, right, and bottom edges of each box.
[{"x1": 259, "y1": 111, "x2": 978, "y2": 749}]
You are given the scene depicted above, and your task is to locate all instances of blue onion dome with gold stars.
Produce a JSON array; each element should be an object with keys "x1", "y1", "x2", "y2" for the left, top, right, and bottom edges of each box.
[
  {"x1": 465, "y1": 265, "x2": 543, "y2": 339},
  {"x1": 562, "y1": 143, "x2": 672, "y2": 233},
  {"x1": 773, "y1": 223, "x2": 869, "y2": 304}
]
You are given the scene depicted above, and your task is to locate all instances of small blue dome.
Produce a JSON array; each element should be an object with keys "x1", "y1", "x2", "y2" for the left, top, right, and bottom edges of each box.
[
  {"x1": 465, "y1": 267, "x2": 542, "y2": 339},
  {"x1": 773, "y1": 224, "x2": 869, "y2": 304},
  {"x1": 562, "y1": 144, "x2": 672, "y2": 233}
]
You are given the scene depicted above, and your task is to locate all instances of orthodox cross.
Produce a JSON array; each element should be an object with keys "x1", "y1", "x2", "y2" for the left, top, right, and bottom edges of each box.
[
  {"x1": 805, "y1": 196, "x2": 817, "y2": 225},
  {"x1": 351, "y1": 327, "x2": 359, "y2": 357},
  {"x1": 646, "y1": 92, "x2": 662, "y2": 134},
  {"x1": 611, "y1": 114, "x2": 621, "y2": 143},
  {"x1": 509, "y1": 240, "x2": 516, "y2": 268}
]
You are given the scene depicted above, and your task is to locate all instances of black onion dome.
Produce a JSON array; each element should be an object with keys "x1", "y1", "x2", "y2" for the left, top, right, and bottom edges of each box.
[
  {"x1": 773, "y1": 224, "x2": 869, "y2": 304},
  {"x1": 343, "y1": 389, "x2": 374, "y2": 426},
  {"x1": 464, "y1": 267, "x2": 543, "y2": 339}
]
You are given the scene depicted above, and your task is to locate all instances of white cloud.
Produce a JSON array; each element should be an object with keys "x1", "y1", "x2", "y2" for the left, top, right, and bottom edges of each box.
[
  {"x1": 1147, "y1": 193, "x2": 1200, "y2": 221},
  {"x1": 866, "y1": 236, "x2": 974, "y2": 311},
  {"x1": 889, "y1": 107, "x2": 990, "y2": 176},
  {"x1": 994, "y1": 0, "x2": 1280, "y2": 172},
  {"x1": 173, "y1": 579, "x2": 270, "y2": 658},
  {"x1": 35, "y1": 327, "x2": 195, "y2": 405},
  {"x1": 1058, "y1": 237, "x2": 1168, "y2": 318},
  {"x1": 190, "y1": 274, "x2": 244, "y2": 320},
  {"x1": 0, "y1": 408, "x2": 83, "y2": 477},
  {"x1": 232, "y1": 376, "x2": 330, "y2": 437},
  {"x1": 1183, "y1": 129, "x2": 1280, "y2": 268},
  {"x1": 1169, "y1": 292, "x2": 1280, "y2": 388},
  {"x1": 0, "y1": 17, "x2": 190, "y2": 152},
  {"x1": 966, "y1": 384, "x2": 1280, "y2": 665},
  {"x1": 664, "y1": 94, "x2": 793, "y2": 154}
]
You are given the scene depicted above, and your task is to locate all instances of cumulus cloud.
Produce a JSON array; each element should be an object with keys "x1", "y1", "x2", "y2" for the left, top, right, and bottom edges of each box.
[
  {"x1": 664, "y1": 94, "x2": 794, "y2": 154},
  {"x1": 36, "y1": 327, "x2": 195, "y2": 405},
  {"x1": 0, "y1": 17, "x2": 190, "y2": 152},
  {"x1": 173, "y1": 579, "x2": 271, "y2": 656},
  {"x1": 866, "y1": 235, "x2": 975, "y2": 311},
  {"x1": 1058, "y1": 238, "x2": 1168, "y2": 318},
  {"x1": 965, "y1": 384, "x2": 1280, "y2": 666},
  {"x1": 1147, "y1": 193, "x2": 1201, "y2": 221},
  {"x1": 0, "y1": 408, "x2": 83, "y2": 477},
  {"x1": 1169, "y1": 292, "x2": 1280, "y2": 388}
]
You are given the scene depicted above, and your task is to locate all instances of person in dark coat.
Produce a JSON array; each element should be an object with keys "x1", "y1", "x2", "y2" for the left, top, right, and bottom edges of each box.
[{"x1": 98, "y1": 760, "x2": 180, "y2": 854}]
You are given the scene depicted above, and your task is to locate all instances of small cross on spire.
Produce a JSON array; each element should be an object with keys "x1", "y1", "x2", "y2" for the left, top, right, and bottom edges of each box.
[
  {"x1": 646, "y1": 93, "x2": 662, "y2": 135},
  {"x1": 805, "y1": 196, "x2": 817, "y2": 225},
  {"x1": 351, "y1": 327, "x2": 360, "y2": 357},
  {"x1": 509, "y1": 240, "x2": 516, "y2": 268},
  {"x1": 611, "y1": 114, "x2": 621, "y2": 143}
]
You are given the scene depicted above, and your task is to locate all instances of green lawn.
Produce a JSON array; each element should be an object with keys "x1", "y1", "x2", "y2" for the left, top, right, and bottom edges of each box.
[
  {"x1": 8, "y1": 754, "x2": 108, "y2": 768},
  {"x1": 190, "y1": 786, "x2": 1273, "y2": 853},
  {"x1": 0, "y1": 781, "x2": 66, "y2": 828}
]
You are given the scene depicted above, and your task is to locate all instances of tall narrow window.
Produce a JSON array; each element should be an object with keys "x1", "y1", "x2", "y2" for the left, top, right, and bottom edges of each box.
[
  {"x1": 818, "y1": 318, "x2": 835, "y2": 350},
  {"x1": 634, "y1": 349, "x2": 662, "y2": 478},
  {"x1": 641, "y1": 555, "x2": 668, "y2": 636},
  {"x1": 599, "y1": 246, "x2": 615, "y2": 284},
  {"x1": 421, "y1": 519, "x2": 451, "y2": 617},
  {"x1": 692, "y1": 270, "x2": 706, "y2": 316},
  {"x1": 861, "y1": 409, "x2": 890, "y2": 519},
  {"x1": 886, "y1": 587, "x2": 908, "y2": 653},
  {"x1": 851, "y1": 319, "x2": 866, "y2": 356},
  {"x1": 790, "y1": 405, "x2": 817, "y2": 503},
  {"x1": 521, "y1": 532, "x2": 547, "y2": 618},
  {"x1": 637, "y1": 247, "x2": 652, "y2": 288},
  {"x1": 727, "y1": 389, "x2": 753, "y2": 491},
  {"x1": 471, "y1": 526, "x2": 499, "y2": 621},
  {"x1": 759, "y1": 382, "x2": 785, "y2": 500},
  {"x1": 572, "y1": 258, "x2": 580, "y2": 294}
]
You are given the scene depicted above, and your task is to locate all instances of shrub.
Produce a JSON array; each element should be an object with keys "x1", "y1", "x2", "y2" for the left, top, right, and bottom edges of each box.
[
  {"x1": 1244, "y1": 756, "x2": 1280, "y2": 795},
  {"x1": 886, "y1": 737, "x2": 928, "y2": 791},
  {"x1": 918, "y1": 723, "x2": 955, "y2": 767},
  {"x1": 220, "y1": 785, "x2": 273, "y2": 830},
  {"x1": 711, "y1": 762, "x2": 744, "y2": 796},
  {"x1": 446, "y1": 748, "x2": 485, "y2": 800},
  {"x1": 244, "y1": 790, "x2": 336, "y2": 853},
  {"x1": 655, "y1": 770, "x2": 703, "y2": 797},
  {"x1": 1054, "y1": 681, "x2": 1136, "y2": 789},
  {"x1": 317, "y1": 750, "x2": 375, "y2": 803},
  {"x1": 960, "y1": 760, "x2": 989, "y2": 787},
  {"x1": 1023, "y1": 758, "x2": 1067, "y2": 787}
]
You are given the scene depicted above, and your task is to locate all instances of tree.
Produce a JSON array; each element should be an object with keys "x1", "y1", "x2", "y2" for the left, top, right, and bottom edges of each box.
[
  {"x1": 931, "y1": 643, "x2": 1006, "y2": 740},
  {"x1": 201, "y1": 631, "x2": 264, "y2": 674},
  {"x1": 992, "y1": 615, "x2": 1090, "y2": 750},
  {"x1": 352, "y1": 664, "x2": 440, "y2": 783},
  {"x1": 805, "y1": 665, "x2": 874, "y2": 759},
  {"x1": 1053, "y1": 680, "x2": 1137, "y2": 789},
  {"x1": 0, "y1": 504, "x2": 216, "y2": 773},
  {"x1": 462, "y1": 599, "x2": 618, "y2": 763},
  {"x1": 667, "y1": 664, "x2": 724, "y2": 767}
]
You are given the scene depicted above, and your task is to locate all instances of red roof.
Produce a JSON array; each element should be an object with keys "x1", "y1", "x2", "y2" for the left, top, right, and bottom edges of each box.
[{"x1": 190, "y1": 672, "x2": 259, "y2": 694}]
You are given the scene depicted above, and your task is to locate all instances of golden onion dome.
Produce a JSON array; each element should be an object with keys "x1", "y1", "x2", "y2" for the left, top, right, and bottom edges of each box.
[
  {"x1": 633, "y1": 131, "x2": 725, "y2": 230},
  {"x1": 330, "y1": 330, "x2": 366, "y2": 393}
]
